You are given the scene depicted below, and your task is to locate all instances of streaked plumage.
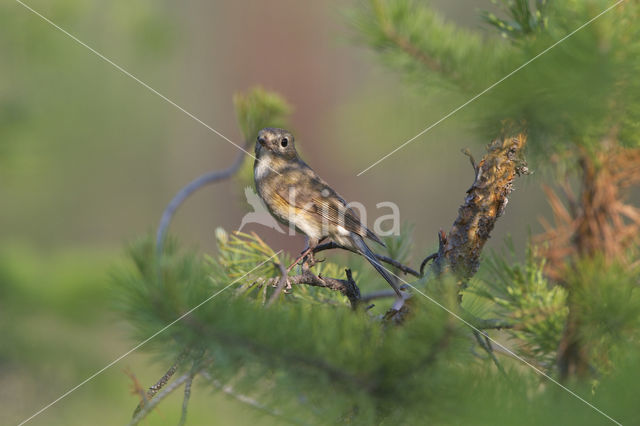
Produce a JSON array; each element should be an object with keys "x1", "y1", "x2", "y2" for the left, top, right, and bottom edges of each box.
[{"x1": 253, "y1": 127, "x2": 402, "y2": 298}]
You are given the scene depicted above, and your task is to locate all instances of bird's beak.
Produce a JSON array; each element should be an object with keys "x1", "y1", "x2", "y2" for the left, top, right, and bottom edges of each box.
[{"x1": 258, "y1": 136, "x2": 267, "y2": 147}]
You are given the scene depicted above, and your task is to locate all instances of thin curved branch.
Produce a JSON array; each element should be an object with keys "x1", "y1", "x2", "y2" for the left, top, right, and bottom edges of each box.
[
  {"x1": 419, "y1": 252, "x2": 437, "y2": 277},
  {"x1": 156, "y1": 145, "x2": 249, "y2": 255},
  {"x1": 313, "y1": 242, "x2": 420, "y2": 277}
]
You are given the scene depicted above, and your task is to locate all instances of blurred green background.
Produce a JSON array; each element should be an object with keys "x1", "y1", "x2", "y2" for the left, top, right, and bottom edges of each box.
[{"x1": 1, "y1": 1, "x2": 553, "y2": 424}]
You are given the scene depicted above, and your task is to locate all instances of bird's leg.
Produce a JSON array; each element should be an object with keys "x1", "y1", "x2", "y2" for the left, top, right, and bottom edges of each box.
[
  {"x1": 287, "y1": 246, "x2": 313, "y2": 273},
  {"x1": 303, "y1": 237, "x2": 328, "y2": 267},
  {"x1": 286, "y1": 237, "x2": 323, "y2": 272}
]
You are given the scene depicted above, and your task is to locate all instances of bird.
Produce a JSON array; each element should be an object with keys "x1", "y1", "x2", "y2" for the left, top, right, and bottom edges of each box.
[{"x1": 253, "y1": 127, "x2": 403, "y2": 299}]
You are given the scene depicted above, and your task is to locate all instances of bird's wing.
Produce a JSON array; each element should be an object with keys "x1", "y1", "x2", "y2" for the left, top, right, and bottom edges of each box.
[{"x1": 273, "y1": 165, "x2": 385, "y2": 246}]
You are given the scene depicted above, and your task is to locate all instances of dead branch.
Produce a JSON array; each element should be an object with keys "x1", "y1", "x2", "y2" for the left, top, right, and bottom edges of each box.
[{"x1": 432, "y1": 133, "x2": 529, "y2": 281}]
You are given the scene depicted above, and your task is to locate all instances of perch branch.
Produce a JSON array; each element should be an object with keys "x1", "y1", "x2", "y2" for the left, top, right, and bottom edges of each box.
[
  {"x1": 156, "y1": 144, "x2": 249, "y2": 255},
  {"x1": 264, "y1": 268, "x2": 361, "y2": 308},
  {"x1": 313, "y1": 242, "x2": 420, "y2": 277}
]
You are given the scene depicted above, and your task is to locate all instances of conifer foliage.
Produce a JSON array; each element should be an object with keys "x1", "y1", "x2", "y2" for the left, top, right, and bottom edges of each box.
[{"x1": 116, "y1": 2, "x2": 640, "y2": 424}]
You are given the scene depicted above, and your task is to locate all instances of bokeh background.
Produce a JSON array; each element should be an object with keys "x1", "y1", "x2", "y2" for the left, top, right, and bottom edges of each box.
[{"x1": 1, "y1": 1, "x2": 553, "y2": 424}]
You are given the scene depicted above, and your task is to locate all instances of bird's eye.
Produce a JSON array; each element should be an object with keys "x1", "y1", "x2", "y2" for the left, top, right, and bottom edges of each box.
[{"x1": 281, "y1": 137, "x2": 288, "y2": 147}]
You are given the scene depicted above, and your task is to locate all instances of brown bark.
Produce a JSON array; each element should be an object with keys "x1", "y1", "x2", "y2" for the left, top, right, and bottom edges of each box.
[{"x1": 433, "y1": 133, "x2": 529, "y2": 281}]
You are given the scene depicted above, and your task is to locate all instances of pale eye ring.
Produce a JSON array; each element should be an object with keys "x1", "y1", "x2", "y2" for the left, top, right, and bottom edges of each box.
[{"x1": 280, "y1": 137, "x2": 288, "y2": 147}]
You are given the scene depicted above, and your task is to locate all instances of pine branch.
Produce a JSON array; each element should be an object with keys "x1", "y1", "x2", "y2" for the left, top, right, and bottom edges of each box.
[
  {"x1": 370, "y1": 0, "x2": 446, "y2": 76},
  {"x1": 432, "y1": 132, "x2": 529, "y2": 282},
  {"x1": 129, "y1": 371, "x2": 198, "y2": 426},
  {"x1": 265, "y1": 268, "x2": 361, "y2": 308},
  {"x1": 132, "y1": 349, "x2": 190, "y2": 418},
  {"x1": 178, "y1": 372, "x2": 194, "y2": 426}
]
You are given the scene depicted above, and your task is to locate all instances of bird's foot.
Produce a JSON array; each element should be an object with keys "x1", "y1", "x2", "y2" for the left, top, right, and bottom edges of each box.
[
  {"x1": 271, "y1": 275, "x2": 292, "y2": 293},
  {"x1": 282, "y1": 277, "x2": 293, "y2": 293},
  {"x1": 302, "y1": 251, "x2": 322, "y2": 267}
]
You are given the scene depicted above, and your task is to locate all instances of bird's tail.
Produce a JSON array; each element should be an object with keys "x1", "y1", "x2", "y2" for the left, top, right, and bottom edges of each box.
[{"x1": 351, "y1": 234, "x2": 403, "y2": 298}]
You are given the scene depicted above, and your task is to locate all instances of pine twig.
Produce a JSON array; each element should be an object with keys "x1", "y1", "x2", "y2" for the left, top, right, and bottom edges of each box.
[
  {"x1": 129, "y1": 372, "x2": 197, "y2": 426},
  {"x1": 265, "y1": 268, "x2": 361, "y2": 308},
  {"x1": 473, "y1": 330, "x2": 506, "y2": 375},
  {"x1": 370, "y1": 0, "x2": 445, "y2": 75},
  {"x1": 178, "y1": 374, "x2": 194, "y2": 426},
  {"x1": 132, "y1": 349, "x2": 190, "y2": 418}
]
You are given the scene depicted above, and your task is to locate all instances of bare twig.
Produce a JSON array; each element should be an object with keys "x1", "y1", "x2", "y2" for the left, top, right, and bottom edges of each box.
[
  {"x1": 419, "y1": 252, "x2": 437, "y2": 277},
  {"x1": 132, "y1": 349, "x2": 189, "y2": 418},
  {"x1": 124, "y1": 368, "x2": 149, "y2": 410},
  {"x1": 156, "y1": 145, "x2": 249, "y2": 255},
  {"x1": 313, "y1": 242, "x2": 420, "y2": 277},
  {"x1": 129, "y1": 372, "x2": 196, "y2": 426}
]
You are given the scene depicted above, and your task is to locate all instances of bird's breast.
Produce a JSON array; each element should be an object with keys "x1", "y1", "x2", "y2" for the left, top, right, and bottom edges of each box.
[{"x1": 254, "y1": 157, "x2": 273, "y2": 182}]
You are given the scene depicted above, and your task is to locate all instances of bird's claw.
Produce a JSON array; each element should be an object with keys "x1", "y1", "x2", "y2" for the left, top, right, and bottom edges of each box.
[{"x1": 272, "y1": 276, "x2": 292, "y2": 293}]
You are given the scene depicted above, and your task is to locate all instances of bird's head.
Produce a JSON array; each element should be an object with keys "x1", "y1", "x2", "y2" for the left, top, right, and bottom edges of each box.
[{"x1": 255, "y1": 128, "x2": 297, "y2": 160}]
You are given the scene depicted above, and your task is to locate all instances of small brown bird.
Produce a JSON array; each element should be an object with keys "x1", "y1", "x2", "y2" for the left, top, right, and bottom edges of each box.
[{"x1": 253, "y1": 127, "x2": 403, "y2": 298}]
